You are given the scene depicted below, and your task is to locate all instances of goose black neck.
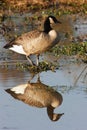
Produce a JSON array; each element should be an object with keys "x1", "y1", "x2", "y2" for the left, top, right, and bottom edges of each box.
[{"x1": 44, "y1": 18, "x2": 52, "y2": 33}]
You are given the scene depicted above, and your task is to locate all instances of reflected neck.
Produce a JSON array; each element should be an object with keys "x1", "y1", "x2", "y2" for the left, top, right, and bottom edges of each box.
[{"x1": 47, "y1": 106, "x2": 64, "y2": 121}]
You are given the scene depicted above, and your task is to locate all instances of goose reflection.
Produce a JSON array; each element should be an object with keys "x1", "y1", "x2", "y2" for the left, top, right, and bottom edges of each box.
[{"x1": 5, "y1": 76, "x2": 64, "y2": 121}]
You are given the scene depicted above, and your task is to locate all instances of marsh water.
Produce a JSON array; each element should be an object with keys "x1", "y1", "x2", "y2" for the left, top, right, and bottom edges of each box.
[{"x1": 0, "y1": 12, "x2": 87, "y2": 130}]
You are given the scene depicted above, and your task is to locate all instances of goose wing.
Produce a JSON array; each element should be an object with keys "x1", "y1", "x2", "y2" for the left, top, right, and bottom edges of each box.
[
  {"x1": 5, "y1": 83, "x2": 45, "y2": 108},
  {"x1": 3, "y1": 30, "x2": 42, "y2": 48}
]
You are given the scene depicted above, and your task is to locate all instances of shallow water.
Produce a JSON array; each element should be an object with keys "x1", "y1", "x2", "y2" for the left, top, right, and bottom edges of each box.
[
  {"x1": 0, "y1": 13, "x2": 87, "y2": 130},
  {"x1": 0, "y1": 62, "x2": 87, "y2": 130},
  {"x1": 73, "y1": 15, "x2": 87, "y2": 37}
]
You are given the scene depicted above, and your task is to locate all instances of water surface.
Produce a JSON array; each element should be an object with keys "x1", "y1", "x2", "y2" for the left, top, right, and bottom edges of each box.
[
  {"x1": 0, "y1": 14, "x2": 87, "y2": 130},
  {"x1": 0, "y1": 60, "x2": 87, "y2": 130}
]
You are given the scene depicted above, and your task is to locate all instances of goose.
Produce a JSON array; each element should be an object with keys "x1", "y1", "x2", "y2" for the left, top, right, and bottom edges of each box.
[
  {"x1": 5, "y1": 77, "x2": 64, "y2": 121},
  {"x1": 3, "y1": 15, "x2": 61, "y2": 66}
]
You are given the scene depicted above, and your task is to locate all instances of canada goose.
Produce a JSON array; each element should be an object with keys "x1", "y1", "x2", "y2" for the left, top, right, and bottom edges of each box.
[
  {"x1": 3, "y1": 15, "x2": 61, "y2": 66},
  {"x1": 5, "y1": 77, "x2": 64, "y2": 121}
]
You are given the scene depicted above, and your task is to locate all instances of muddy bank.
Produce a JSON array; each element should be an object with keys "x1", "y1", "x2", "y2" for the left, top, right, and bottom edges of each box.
[{"x1": 0, "y1": 0, "x2": 87, "y2": 16}]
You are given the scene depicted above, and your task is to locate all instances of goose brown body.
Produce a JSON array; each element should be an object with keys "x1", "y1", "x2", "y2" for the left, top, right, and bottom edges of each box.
[
  {"x1": 9, "y1": 30, "x2": 59, "y2": 55},
  {"x1": 6, "y1": 81, "x2": 62, "y2": 108},
  {"x1": 4, "y1": 16, "x2": 61, "y2": 65},
  {"x1": 5, "y1": 78, "x2": 63, "y2": 121}
]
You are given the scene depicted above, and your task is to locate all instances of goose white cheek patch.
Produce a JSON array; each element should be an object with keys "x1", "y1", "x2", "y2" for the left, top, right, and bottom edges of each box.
[
  {"x1": 49, "y1": 17, "x2": 54, "y2": 24},
  {"x1": 11, "y1": 84, "x2": 28, "y2": 94}
]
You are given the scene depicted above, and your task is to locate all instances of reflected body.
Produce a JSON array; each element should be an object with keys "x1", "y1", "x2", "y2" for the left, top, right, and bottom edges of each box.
[
  {"x1": 3, "y1": 15, "x2": 61, "y2": 66},
  {"x1": 6, "y1": 78, "x2": 63, "y2": 121}
]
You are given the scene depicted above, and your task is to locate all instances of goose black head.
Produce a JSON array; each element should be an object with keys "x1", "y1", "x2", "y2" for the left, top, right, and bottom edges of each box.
[
  {"x1": 48, "y1": 15, "x2": 61, "y2": 24},
  {"x1": 44, "y1": 15, "x2": 61, "y2": 33}
]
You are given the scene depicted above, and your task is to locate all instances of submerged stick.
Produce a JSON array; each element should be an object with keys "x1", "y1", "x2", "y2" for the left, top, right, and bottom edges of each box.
[{"x1": 74, "y1": 65, "x2": 87, "y2": 85}]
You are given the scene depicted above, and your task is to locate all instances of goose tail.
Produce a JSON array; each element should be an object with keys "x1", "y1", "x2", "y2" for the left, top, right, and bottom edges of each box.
[{"x1": 3, "y1": 38, "x2": 15, "y2": 49}]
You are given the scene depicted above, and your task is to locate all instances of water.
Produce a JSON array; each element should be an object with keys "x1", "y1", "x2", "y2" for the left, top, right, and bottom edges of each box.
[
  {"x1": 0, "y1": 65, "x2": 87, "y2": 130},
  {"x1": 73, "y1": 15, "x2": 87, "y2": 37},
  {"x1": 0, "y1": 13, "x2": 87, "y2": 130}
]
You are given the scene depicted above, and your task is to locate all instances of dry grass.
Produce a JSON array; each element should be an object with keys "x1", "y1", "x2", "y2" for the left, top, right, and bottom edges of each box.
[
  {"x1": 0, "y1": 0, "x2": 87, "y2": 15},
  {"x1": 4, "y1": 0, "x2": 87, "y2": 7},
  {"x1": 58, "y1": 0, "x2": 86, "y2": 5}
]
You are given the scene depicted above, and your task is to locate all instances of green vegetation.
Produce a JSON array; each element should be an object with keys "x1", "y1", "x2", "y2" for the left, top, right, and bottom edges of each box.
[
  {"x1": 50, "y1": 42, "x2": 87, "y2": 56},
  {"x1": 16, "y1": 61, "x2": 57, "y2": 72},
  {"x1": 49, "y1": 42, "x2": 87, "y2": 63}
]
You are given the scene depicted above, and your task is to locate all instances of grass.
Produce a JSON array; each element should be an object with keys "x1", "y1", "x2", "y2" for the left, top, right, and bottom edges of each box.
[
  {"x1": 50, "y1": 42, "x2": 87, "y2": 56},
  {"x1": 49, "y1": 42, "x2": 87, "y2": 63}
]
